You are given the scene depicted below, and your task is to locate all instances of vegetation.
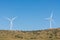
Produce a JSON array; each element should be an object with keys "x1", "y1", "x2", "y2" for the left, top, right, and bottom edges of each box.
[{"x1": 0, "y1": 28, "x2": 60, "y2": 40}]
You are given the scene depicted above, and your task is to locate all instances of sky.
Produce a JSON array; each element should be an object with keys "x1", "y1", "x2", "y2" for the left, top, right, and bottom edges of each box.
[{"x1": 0, "y1": 0, "x2": 60, "y2": 31}]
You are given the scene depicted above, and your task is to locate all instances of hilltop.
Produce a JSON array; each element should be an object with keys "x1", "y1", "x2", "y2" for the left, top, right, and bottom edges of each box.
[{"x1": 0, "y1": 28, "x2": 60, "y2": 40}]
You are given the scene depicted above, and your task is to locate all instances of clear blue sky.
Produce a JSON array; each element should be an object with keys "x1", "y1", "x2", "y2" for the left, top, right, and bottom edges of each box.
[{"x1": 0, "y1": 0, "x2": 60, "y2": 31}]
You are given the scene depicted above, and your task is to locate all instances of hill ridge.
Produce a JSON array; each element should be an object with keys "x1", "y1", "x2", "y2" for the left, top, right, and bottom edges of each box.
[{"x1": 0, "y1": 28, "x2": 60, "y2": 40}]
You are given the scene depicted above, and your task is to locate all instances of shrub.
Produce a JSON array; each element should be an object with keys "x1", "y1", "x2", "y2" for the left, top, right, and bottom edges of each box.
[{"x1": 15, "y1": 34, "x2": 23, "y2": 39}]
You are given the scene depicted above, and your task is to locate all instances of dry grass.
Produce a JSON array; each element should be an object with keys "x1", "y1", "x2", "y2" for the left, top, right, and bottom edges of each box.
[{"x1": 0, "y1": 28, "x2": 60, "y2": 40}]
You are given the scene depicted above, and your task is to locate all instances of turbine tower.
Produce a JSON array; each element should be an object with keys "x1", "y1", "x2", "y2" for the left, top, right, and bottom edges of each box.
[
  {"x1": 6, "y1": 17, "x2": 16, "y2": 30},
  {"x1": 45, "y1": 11, "x2": 54, "y2": 29}
]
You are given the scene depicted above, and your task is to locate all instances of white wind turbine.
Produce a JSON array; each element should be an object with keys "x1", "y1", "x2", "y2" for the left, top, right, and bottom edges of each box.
[
  {"x1": 6, "y1": 17, "x2": 17, "y2": 30},
  {"x1": 45, "y1": 11, "x2": 54, "y2": 29}
]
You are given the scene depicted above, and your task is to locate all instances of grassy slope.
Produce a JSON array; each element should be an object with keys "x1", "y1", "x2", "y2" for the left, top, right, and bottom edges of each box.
[{"x1": 0, "y1": 28, "x2": 60, "y2": 40}]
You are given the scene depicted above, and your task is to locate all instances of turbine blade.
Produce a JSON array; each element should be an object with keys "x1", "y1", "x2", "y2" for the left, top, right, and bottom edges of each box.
[
  {"x1": 45, "y1": 18, "x2": 50, "y2": 20},
  {"x1": 12, "y1": 17, "x2": 17, "y2": 21},
  {"x1": 52, "y1": 19, "x2": 55, "y2": 24},
  {"x1": 50, "y1": 11, "x2": 53, "y2": 18},
  {"x1": 6, "y1": 17, "x2": 11, "y2": 21}
]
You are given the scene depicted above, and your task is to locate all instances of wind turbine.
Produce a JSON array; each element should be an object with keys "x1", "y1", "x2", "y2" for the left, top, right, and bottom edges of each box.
[
  {"x1": 6, "y1": 17, "x2": 17, "y2": 30},
  {"x1": 45, "y1": 11, "x2": 54, "y2": 29}
]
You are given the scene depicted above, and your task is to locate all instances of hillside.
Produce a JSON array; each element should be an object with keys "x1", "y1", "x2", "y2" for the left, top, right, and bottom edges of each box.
[{"x1": 0, "y1": 28, "x2": 60, "y2": 40}]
